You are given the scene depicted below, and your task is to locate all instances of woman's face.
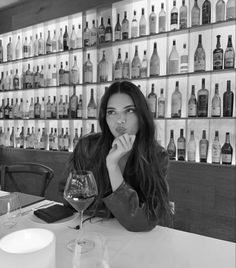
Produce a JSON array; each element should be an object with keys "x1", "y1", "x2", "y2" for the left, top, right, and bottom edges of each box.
[{"x1": 106, "y1": 93, "x2": 139, "y2": 138}]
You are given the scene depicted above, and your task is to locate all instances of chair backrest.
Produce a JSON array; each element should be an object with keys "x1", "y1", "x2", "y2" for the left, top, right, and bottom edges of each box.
[{"x1": 0, "y1": 162, "x2": 54, "y2": 197}]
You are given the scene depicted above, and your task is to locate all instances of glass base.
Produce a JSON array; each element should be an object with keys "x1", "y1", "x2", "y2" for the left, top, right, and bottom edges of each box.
[{"x1": 67, "y1": 238, "x2": 95, "y2": 253}]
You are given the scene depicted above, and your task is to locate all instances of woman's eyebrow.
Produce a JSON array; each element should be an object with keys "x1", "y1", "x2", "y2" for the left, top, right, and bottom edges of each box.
[{"x1": 106, "y1": 105, "x2": 135, "y2": 110}]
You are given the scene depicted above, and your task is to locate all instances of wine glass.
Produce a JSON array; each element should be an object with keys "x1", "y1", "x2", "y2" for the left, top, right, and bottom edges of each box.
[{"x1": 64, "y1": 170, "x2": 98, "y2": 253}]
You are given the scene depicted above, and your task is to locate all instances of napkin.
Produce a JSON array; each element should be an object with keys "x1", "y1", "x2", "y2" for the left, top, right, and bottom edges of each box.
[{"x1": 34, "y1": 204, "x2": 75, "y2": 223}]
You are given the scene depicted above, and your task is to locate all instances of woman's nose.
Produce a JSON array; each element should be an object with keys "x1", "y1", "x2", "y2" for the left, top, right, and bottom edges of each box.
[{"x1": 117, "y1": 112, "x2": 126, "y2": 124}]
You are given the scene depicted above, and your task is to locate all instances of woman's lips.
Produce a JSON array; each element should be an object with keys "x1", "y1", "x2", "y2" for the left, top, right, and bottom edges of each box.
[{"x1": 115, "y1": 126, "x2": 127, "y2": 135}]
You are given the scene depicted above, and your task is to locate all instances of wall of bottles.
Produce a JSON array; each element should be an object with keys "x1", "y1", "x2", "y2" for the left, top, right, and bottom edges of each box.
[{"x1": 0, "y1": 0, "x2": 235, "y2": 164}]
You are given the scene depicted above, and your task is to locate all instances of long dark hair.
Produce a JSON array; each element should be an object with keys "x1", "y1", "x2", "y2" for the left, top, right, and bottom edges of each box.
[{"x1": 93, "y1": 81, "x2": 172, "y2": 225}]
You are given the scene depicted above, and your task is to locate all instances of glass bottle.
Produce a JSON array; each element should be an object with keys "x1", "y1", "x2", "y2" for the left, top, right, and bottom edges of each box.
[
  {"x1": 52, "y1": 64, "x2": 57, "y2": 86},
  {"x1": 46, "y1": 96, "x2": 51, "y2": 119},
  {"x1": 188, "y1": 85, "x2": 197, "y2": 117},
  {"x1": 87, "y1": 88, "x2": 97, "y2": 119},
  {"x1": 223, "y1": 80, "x2": 234, "y2": 117},
  {"x1": 187, "y1": 130, "x2": 196, "y2": 162},
  {"x1": 52, "y1": 30, "x2": 57, "y2": 52},
  {"x1": 179, "y1": 0, "x2": 187, "y2": 29},
  {"x1": 29, "y1": 97, "x2": 34, "y2": 119},
  {"x1": 202, "y1": 0, "x2": 211, "y2": 24},
  {"x1": 77, "y1": 94, "x2": 83, "y2": 118},
  {"x1": 115, "y1": 13, "x2": 122, "y2": 41},
  {"x1": 131, "y1": 11, "x2": 138, "y2": 38},
  {"x1": 27, "y1": 36, "x2": 32, "y2": 58},
  {"x1": 158, "y1": 88, "x2": 165, "y2": 118},
  {"x1": 213, "y1": 35, "x2": 223, "y2": 70},
  {"x1": 19, "y1": 98, "x2": 24, "y2": 119},
  {"x1": 211, "y1": 83, "x2": 221, "y2": 117},
  {"x1": 197, "y1": 78, "x2": 209, "y2": 117},
  {"x1": 194, "y1": 34, "x2": 206, "y2": 72},
  {"x1": 38, "y1": 32, "x2": 45, "y2": 55},
  {"x1": 73, "y1": 128, "x2": 79, "y2": 150},
  {"x1": 98, "y1": 50, "x2": 108, "y2": 82},
  {"x1": 83, "y1": 22, "x2": 90, "y2": 47},
  {"x1": 212, "y1": 130, "x2": 221, "y2": 164},
  {"x1": 13, "y1": 69, "x2": 20, "y2": 90},
  {"x1": 46, "y1": 30, "x2": 52, "y2": 54},
  {"x1": 63, "y1": 25, "x2": 69, "y2": 51},
  {"x1": 139, "y1": 8, "x2": 147, "y2": 36},
  {"x1": 7, "y1": 37, "x2": 13, "y2": 61},
  {"x1": 70, "y1": 56, "x2": 80, "y2": 84},
  {"x1": 34, "y1": 96, "x2": 41, "y2": 119},
  {"x1": 46, "y1": 64, "x2": 52, "y2": 87},
  {"x1": 83, "y1": 53, "x2": 93, "y2": 83},
  {"x1": 9, "y1": 99, "x2": 14, "y2": 119},
  {"x1": 159, "y1": 3, "x2": 166, "y2": 32},
  {"x1": 34, "y1": 66, "x2": 40, "y2": 88},
  {"x1": 180, "y1": 43, "x2": 188, "y2": 73},
  {"x1": 9, "y1": 127, "x2": 14, "y2": 148},
  {"x1": 0, "y1": 39, "x2": 3, "y2": 63},
  {"x1": 226, "y1": 0, "x2": 236, "y2": 19},
  {"x1": 215, "y1": 0, "x2": 225, "y2": 22},
  {"x1": 177, "y1": 129, "x2": 186, "y2": 161},
  {"x1": 191, "y1": 0, "x2": 200, "y2": 26},
  {"x1": 169, "y1": 40, "x2": 179, "y2": 74},
  {"x1": 58, "y1": 28, "x2": 63, "y2": 51},
  {"x1": 122, "y1": 52, "x2": 130, "y2": 79},
  {"x1": 76, "y1": 24, "x2": 82, "y2": 48},
  {"x1": 167, "y1": 130, "x2": 176, "y2": 160},
  {"x1": 34, "y1": 34, "x2": 39, "y2": 56},
  {"x1": 15, "y1": 35, "x2": 21, "y2": 59},
  {"x1": 70, "y1": 25, "x2": 77, "y2": 49},
  {"x1": 64, "y1": 128, "x2": 70, "y2": 152},
  {"x1": 149, "y1": 5, "x2": 157, "y2": 35},
  {"x1": 98, "y1": 17, "x2": 106, "y2": 44},
  {"x1": 59, "y1": 62, "x2": 64, "y2": 86},
  {"x1": 51, "y1": 96, "x2": 57, "y2": 119},
  {"x1": 221, "y1": 132, "x2": 233, "y2": 165},
  {"x1": 63, "y1": 61, "x2": 70, "y2": 86},
  {"x1": 52, "y1": 128, "x2": 58, "y2": 151},
  {"x1": 70, "y1": 85, "x2": 78, "y2": 118},
  {"x1": 63, "y1": 95, "x2": 69, "y2": 119},
  {"x1": 171, "y1": 81, "x2": 182, "y2": 118},
  {"x1": 140, "y1": 50, "x2": 148, "y2": 78},
  {"x1": 170, "y1": 0, "x2": 178, "y2": 30},
  {"x1": 25, "y1": 64, "x2": 33, "y2": 88},
  {"x1": 150, "y1": 42, "x2": 160, "y2": 77},
  {"x1": 122, "y1": 11, "x2": 129, "y2": 40},
  {"x1": 39, "y1": 65, "x2": 45, "y2": 87},
  {"x1": 224, "y1": 35, "x2": 235, "y2": 69},
  {"x1": 40, "y1": 97, "x2": 45, "y2": 119},
  {"x1": 49, "y1": 128, "x2": 54, "y2": 151},
  {"x1": 105, "y1": 18, "x2": 112, "y2": 42},
  {"x1": 199, "y1": 130, "x2": 209, "y2": 162},
  {"x1": 114, "y1": 48, "x2": 123, "y2": 80},
  {"x1": 147, "y1": 83, "x2": 157, "y2": 118},
  {"x1": 40, "y1": 128, "x2": 47, "y2": 150},
  {"x1": 58, "y1": 128, "x2": 64, "y2": 151},
  {"x1": 131, "y1": 45, "x2": 141, "y2": 79}
]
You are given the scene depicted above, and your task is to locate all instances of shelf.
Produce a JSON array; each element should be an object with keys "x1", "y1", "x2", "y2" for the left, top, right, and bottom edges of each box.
[{"x1": 155, "y1": 117, "x2": 236, "y2": 121}]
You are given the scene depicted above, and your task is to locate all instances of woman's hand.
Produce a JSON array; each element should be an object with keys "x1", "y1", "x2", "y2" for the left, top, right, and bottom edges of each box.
[{"x1": 106, "y1": 133, "x2": 136, "y2": 168}]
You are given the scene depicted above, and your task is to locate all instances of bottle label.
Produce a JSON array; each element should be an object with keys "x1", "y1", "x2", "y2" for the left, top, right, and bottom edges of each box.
[
  {"x1": 139, "y1": 25, "x2": 146, "y2": 36},
  {"x1": 147, "y1": 97, "x2": 156, "y2": 114},
  {"x1": 98, "y1": 32, "x2": 105, "y2": 43},
  {"x1": 122, "y1": 64, "x2": 130, "y2": 79},
  {"x1": 158, "y1": 101, "x2": 165, "y2": 117},
  {"x1": 105, "y1": 33, "x2": 112, "y2": 42},
  {"x1": 131, "y1": 67, "x2": 140, "y2": 78},
  {"x1": 140, "y1": 67, "x2": 147, "y2": 78},
  {"x1": 70, "y1": 99, "x2": 77, "y2": 112},
  {"x1": 150, "y1": 61, "x2": 159, "y2": 76},
  {"x1": 83, "y1": 33, "x2": 90, "y2": 47},
  {"x1": 90, "y1": 32, "x2": 97, "y2": 46},
  {"x1": 194, "y1": 51, "x2": 205, "y2": 71},
  {"x1": 70, "y1": 40, "x2": 76, "y2": 49},
  {"x1": 171, "y1": 12, "x2": 178, "y2": 25},
  {"x1": 198, "y1": 95, "x2": 208, "y2": 114},
  {"x1": 188, "y1": 151, "x2": 196, "y2": 161},
  {"x1": 200, "y1": 143, "x2": 208, "y2": 158},
  {"x1": 87, "y1": 108, "x2": 96, "y2": 118},
  {"x1": 84, "y1": 67, "x2": 93, "y2": 83},
  {"x1": 211, "y1": 106, "x2": 220, "y2": 116},
  {"x1": 224, "y1": 51, "x2": 234, "y2": 68},
  {"x1": 25, "y1": 75, "x2": 32, "y2": 84},
  {"x1": 213, "y1": 52, "x2": 223, "y2": 69},
  {"x1": 159, "y1": 17, "x2": 166, "y2": 32},
  {"x1": 149, "y1": 17, "x2": 156, "y2": 34},
  {"x1": 77, "y1": 108, "x2": 82, "y2": 118},
  {"x1": 169, "y1": 60, "x2": 179, "y2": 74},
  {"x1": 71, "y1": 70, "x2": 79, "y2": 84},
  {"x1": 222, "y1": 154, "x2": 232, "y2": 163},
  {"x1": 188, "y1": 104, "x2": 197, "y2": 116},
  {"x1": 180, "y1": 17, "x2": 187, "y2": 28},
  {"x1": 115, "y1": 31, "x2": 121, "y2": 41},
  {"x1": 114, "y1": 69, "x2": 122, "y2": 80},
  {"x1": 131, "y1": 26, "x2": 138, "y2": 38},
  {"x1": 180, "y1": 55, "x2": 188, "y2": 72},
  {"x1": 212, "y1": 144, "x2": 221, "y2": 163},
  {"x1": 178, "y1": 149, "x2": 186, "y2": 160},
  {"x1": 64, "y1": 138, "x2": 69, "y2": 148}
]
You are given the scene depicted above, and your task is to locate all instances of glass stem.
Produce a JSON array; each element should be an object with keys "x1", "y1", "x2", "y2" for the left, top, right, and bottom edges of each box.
[{"x1": 78, "y1": 210, "x2": 84, "y2": 239}]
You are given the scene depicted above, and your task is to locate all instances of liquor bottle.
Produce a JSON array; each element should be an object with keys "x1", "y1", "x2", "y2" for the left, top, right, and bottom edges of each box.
[
  {"x1": 40, "y1": 97, "x2": 45, "y2": 119},
  {"x1": 226, "y1": 0, "x2": 236, "y2": 19},
  {"x1": 13, "y1": 98, "x2": 19, "y2": 118},
  {"x1": 25, "y1": 64, "x2": 33, "y2": 88},
  {"x1": 64, "y1": 128, "x2": 70, "y2": 152},
  {"x1": 213, "y1": 35, "x2": 223, "y2": 70},
  {"x1": 9, "y1": 127, "x2": 14, "y2": 148},
  {"x1": 167, "y1": 130, "x2": 176, "y2": 160},
  {"x1": 59, "y1": 62, "x2": 64, "y2": 86},
  {"x1": 51, "y1": 96, "x2": 57, "y2": 119},
  {"x1": 70, "y1": 56, "x2": 80, "y2": 84},
  {"x1": 77, "y1": 94, "x2": 83, "y2": 118},
  {"x1": 158, "y1": 88, "x2": 165, "y2": 118},
  {"x1": 63, "y1": 25, "x2": 69, "y2": 51},
  {"x1": 0, "y1": 99, "x2": 4, "y2": 119},
  {"x1": 138, "y1": 50, "x2": 147, "y2": 78},
  {"x1": 221, "y1": 132, "x2": 233, "y2": 164},
  {"x1": 180, "y1": 43, "x2": 188, "y2": 73},
  {"x1": 191, "y1": 0, "x2": 200, "y2": 26},
  {"x1": 0, "y1": 39, "x2": 3, "y2": 63},
  {"x1": 223, "y1": 80, "x2": 234, "y2": 117},
  {"x1": 34, "y1": 97, "x2": 41, "y2": 119},
  {"x1": 197, "y1": 78, "x2": 209, "y2": 117},
  {"x1": 52, "y1": 128, "x2": 58, "y2": 151},
  {"x1": 114, "y1": 48, "x2": 123, "y2": 80},
  {"x1": 15, "y1": 127, "x2": 21, "y2": 148},
  {"x1": 58, "y1": 28, "x2": 63, "y2": 51},
  {"x1": 39, "y1": 65, "x2": 45, "y2": 87},
  {"x1": 58, "y1": 128, "x2": 64, "y2": 151},
  {"x1": 168, "y1": 40, "x2": 179, "y2": 74},
  {"x1": 194, "y1": 34, "x2": 206, "y2": 72},
  {"x1": 87, "y1": 88, "x2": 97, "y2": 119},
  {"x1": 29, "y1": 36, "x2": 33, "y2": 57},
  {"x1": 29, "y1": 97, "x2": 34, "y2": 119},
  {"x1": 15, "y1": 35, "x2": 21, "y2": 59},
  {"x1": 215, "y1": 0, "x2": 225, "y2": 22},
  {"x1": 211, "y1": 83, "x2": 221, "y2": 117},
  {"x1": 13, "y1": 69, "x2": 20, "y2": 90},
  {"x1": 212, "y1": 131, "x2": 221, "y2": 163},
  {"x1": 105, "y1": 18, "x2": 112, "y2": 42},
  {"x1": 34, "y1": 66, "x2": 40, "y2": 88},
  {"x1": 187, "y1": 130, "x2": 196, "y2": 162},
  {"x1": 59, "y1": 95, "x2": 64, "y2": 119},
  {"x1": 19, "y1": 98, "x2": 24, "y2": 119},
  {"x1": 149, "y1": 5, "x2": 157, "y2": 35},
  {"x1": 224, "y1": 35, "x2": 235, "y2": 69},
  {"x1": 70, "y1": 25, "x2": 77, "y2": 49},
  {"x1": 177, "y1": 129, "x2": 186, "y2": 161},
  {"x1": 122, "y1": 52, "x2": 130, "y2": 79},
  {"x1": 52, "y1": 30, "x2": 57, "y2": 52},
  {"x1": 4, "y1": 71, "x2": 10, "y2": 90},
  {"x1": 170, "y1": 1, "x2": 178, "y2": 30},
  {"x1": 9, "y1": 99, "x2": 14, "y2": 119},
  {"x1": 159, "y1": 3, "x2": 166, "y2": 32},
  {"x1": 131, "y1": 45, "x2": 141, "y2": 79},
  {"x1": 46, "y1": 64, "x2": 52, "y2": 87},
  {"x1": 34, "y1": 34, "x2": 39, "y2": 56},
  {"x1": 188, "y1": 85, "x2": 197, "y2": 117},
  {"x1": 115, "y1": 13, "x2": 122, "y2": 41},
  {"x1": 98, "y1": 17, "x2": 106, "y2": 44},
  {"x1": 90, "y1": 20, "x2": 97, "y2": 46},
  {"x1": 76, "y1": 24, "x2": 82, "y2": 48},
  {"x1": 83, "y1": 22, "x2": 90, "y2": 47},
  {"x1": 49, "y1": 128, "x2": 54, "y2": 151},
  {"x1": 7, "y1": 37, "x2": 13, "y2": 61},
  {"x1": 139, "y1": 8, "x2": 147, "y2": 36},
  {"x1": 131, "y1": 11, "x2": 138, "y2": 38},
  {"x1": 202, "y1": 0, "x2": 211, "y2": 24},
  {"x1": 46, "y1": 30, "x2": 52, "y2": 54},
  {"x1": 70, "y1": 85, "x2": 78, "y2": 118},
  {"x1": 38, "y1": 32, "x2": 45, "y2": 55},
  {"x1": 52, "y1": 64, "x2": 57, "y2": 86},
  {"x1": 150, "y1": 42, "x2": 160, "y2": 77},
  {"x1": 73, "y1": 128, "x2": 79, "y2": 150},
  {"x1": 84, "y1": 53, "x2": 93, "y2": 83},
  {"x1": 39, "y1": 128, "x2": 47, "y2": 150},
  {"x1": 98, "y1": 50, "x2": 108, "y2": 82},
  {"x1": 179, "y1": 0, "x2": 187, "y2": 29},
  {"x1": 46, "y1": 96, "x2": 51, "y2": 119},
  {"x1": 199, "y1": 130, "x2": 209, "y2": 162},
  {"x1": 63, "y1": 95, "x2": 69, "y2": 119},
  {"x1": 171, "y1": 81, "x2": 182, "y2": 118},
  {"x1": 122, "y1": 11, "x2": 129, "y2": 40},
  {"x1": 19, "y1": 127, "x2": 24, "y2": 148},
  {"x1": 147, "y1": 84, "x2": 157, "y2": 117},
  {"x1": 63, "y1": 61, "x2": 69, "y2": 86}
]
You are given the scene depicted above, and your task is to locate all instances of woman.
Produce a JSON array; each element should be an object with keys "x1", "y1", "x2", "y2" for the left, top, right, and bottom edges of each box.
[{"x1": 60, "y1": 81, "x2": 172, "y2": 231}]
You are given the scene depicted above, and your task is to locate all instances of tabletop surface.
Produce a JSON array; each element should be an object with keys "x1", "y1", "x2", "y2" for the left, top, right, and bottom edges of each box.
[{"x1": 0, "y1": 192, "x2": 235, "y2": 268}]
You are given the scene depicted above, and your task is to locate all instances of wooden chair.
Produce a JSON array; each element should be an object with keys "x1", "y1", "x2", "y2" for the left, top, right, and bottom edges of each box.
[{"x1": 0, "y1": 162, "x2": 54, "y2": 197}]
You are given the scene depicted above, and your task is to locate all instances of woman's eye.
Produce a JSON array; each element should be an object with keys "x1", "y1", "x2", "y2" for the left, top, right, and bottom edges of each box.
[
  {"x1": 127, "y1": 108, "x2": 136, "y2": 113},
  {"x1": 106, "y1": 110, "x2": 115, "y2": 115}
]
